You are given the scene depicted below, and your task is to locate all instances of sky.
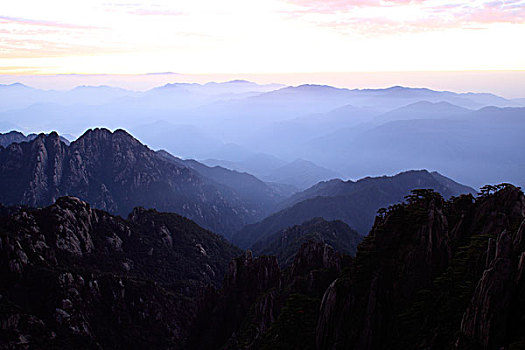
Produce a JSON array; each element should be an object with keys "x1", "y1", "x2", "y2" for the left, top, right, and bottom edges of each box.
[{"x1": 1, "y1": 0, "x2": 525, "y2": 95}]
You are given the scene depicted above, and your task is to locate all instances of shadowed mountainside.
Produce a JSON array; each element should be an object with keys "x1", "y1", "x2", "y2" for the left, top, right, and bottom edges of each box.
[
  {"x1": 191, "y1": 185, "x2": 525, "y2": 350},
  {"x1": 0, "y1": 196, "x2": 241, "y2": 348}
]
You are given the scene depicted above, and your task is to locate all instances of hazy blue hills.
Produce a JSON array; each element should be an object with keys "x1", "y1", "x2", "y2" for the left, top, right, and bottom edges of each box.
[
  {"x1": 1, "y1": 82, "x2": 523, "y2": 190},
  {"x1": 156, "y1": 150, "x2": 290, "y2": 216},
  {"x1": 307, "y1": 106, "x2": 525, "y2": 188}
]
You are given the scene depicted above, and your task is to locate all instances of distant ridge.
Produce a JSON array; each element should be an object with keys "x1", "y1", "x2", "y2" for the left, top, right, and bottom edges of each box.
[{"x1": 232, "y1": 169, "x2": 475, "y2": 248}]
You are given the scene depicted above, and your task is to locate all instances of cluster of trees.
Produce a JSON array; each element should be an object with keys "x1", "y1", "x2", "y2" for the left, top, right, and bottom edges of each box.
[
  {"x1": 478, "y1": 183, "x2": 517, "y2": 197},
  {"x1": 377, "y1": 183, "x2": 519, "y2": 220}
]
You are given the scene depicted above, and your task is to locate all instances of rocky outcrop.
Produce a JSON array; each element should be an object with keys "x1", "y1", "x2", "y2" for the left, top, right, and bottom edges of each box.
[
  {"x1": 0, "y1": 197, "x2": 241, "y2": 349},
  {"x1": 189, "y1": 251, "x2": 281, "y2": 349},
  {"x1": 0, "y1": 128, "x2": 271, "y2": 236},
  {"x1": 458, "y1": 218, "x2": 525, "y2": 349},
  {"x1": 290, "y1": 240, "x2": 342, "y2": 277},
  {"x1": 190, "y1": 239, "x2": 350, "y2": 349},
  {"x1": 315, "y1": 186, "x2": 525, "y2": 350}
]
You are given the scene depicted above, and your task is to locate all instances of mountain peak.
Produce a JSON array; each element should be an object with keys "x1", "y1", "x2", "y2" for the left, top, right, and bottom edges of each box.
[
  {"x1": 0, "y1": 82, "x2": 32, "y2": 89},
  {"x1": 225, "y1": 79, "x2": 253, "y2": 84}
]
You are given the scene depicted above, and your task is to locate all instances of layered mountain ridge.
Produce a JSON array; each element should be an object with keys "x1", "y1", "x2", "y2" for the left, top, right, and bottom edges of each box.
[
  {"x1": 232, "y1": 169, "x2": 475, "y2": 249},
  {"x1": 0, "y1": 128, "x2": 285, "y2": 237}
]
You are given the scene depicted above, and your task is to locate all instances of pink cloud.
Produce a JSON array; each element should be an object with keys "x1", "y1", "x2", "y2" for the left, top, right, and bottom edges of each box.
[
  {"x1": 0, "y1": 36, "x2": 129, "y2": 58},
  {"x1": 283, "y1": 0, "x2": 525, "y2": 33},
  {"x1": 101, "y1": 3, "x2": 186, "y2": 17},
  {"x1": 0, "y1": 16, "x2": 101, "y2": 30},
  {"x1": 129, "y1": 9, "x2": 185, "y2": 16},
  {"x1": 285, "y1": 0, "x2": 429, "y2": 13}
]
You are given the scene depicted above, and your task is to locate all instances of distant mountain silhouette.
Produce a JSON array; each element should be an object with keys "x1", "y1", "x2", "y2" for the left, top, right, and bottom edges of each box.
[
  {"x1": 1, "y1": 82, "x2": 523, "y2": 189},
  {"x1": 232, "y1": 170, "x2": 475, "y2": 248},
  {"x1": 202, "y1": 156, "x2": 338, "y2": 191},
  {"x1": 373, "y1": 100, "x2": 471, "y2": 124}
]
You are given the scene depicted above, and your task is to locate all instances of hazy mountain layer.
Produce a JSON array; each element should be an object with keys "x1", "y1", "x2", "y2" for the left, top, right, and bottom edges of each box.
[
  {"x1": 156, "y1": 150, "x2": 288, "y2": 217},
  {"x1": 232, "y1": 170, "x2": 475, "y2": 248},
  {"x1": 2, "y1": 82, "x2": 522, "y2": 189}
]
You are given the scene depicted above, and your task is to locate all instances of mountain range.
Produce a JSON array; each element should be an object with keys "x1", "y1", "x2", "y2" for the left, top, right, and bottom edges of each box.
[
  {"x1": 1, "y1": 81, "x2": 523, "y2": 189},
  {"x1": 0, "y1": 128, "x2": 290, "y2": 237},
  {"x1": 0, "y1": 128, "x2": 478, "y2": 247},
  {"x1": 0, "y1": 122, "x2": 523, "y2": 349},
  {"x1": 0, "y1": 130, "x2": 70, "y2": 147},
  {"x1": 251, "y1": 217, "x2": 362, "y2": 268}
]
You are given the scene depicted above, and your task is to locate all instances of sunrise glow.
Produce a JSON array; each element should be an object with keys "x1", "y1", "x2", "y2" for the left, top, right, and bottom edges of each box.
[{"x1": 1, "y1": 0, "x2": 524, "y2": 76}]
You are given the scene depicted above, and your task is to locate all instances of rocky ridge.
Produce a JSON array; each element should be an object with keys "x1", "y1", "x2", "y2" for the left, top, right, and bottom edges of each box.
[
  {"x1": 0, "y1": 128, "x2": 276, "y2": 237},
  {"x1": 0, "y1": 196, "x2": 241, "y2": 349}
]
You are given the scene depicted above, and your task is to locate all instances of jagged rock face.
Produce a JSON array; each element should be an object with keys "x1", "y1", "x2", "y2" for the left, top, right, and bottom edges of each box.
[
  {"x1": 315, "y1": 194, "x2": 452, "y2": 349},
  {"x1": 0, "y1": 128, "x2": 262, "y2": 236},
  {"x1": 315, "y1": 186, "x2": 525, "y2": 350},
  {"x1": 458, "y1": 218, "x2": 525, "y2": 349},
  {"x1": 290, "y1": 241, "x2": 342, "y2": 277},
  {"x1": 190, "y1": 240, "x2": 349, "y2": 350},
  {"x1": 0, "y1": 197, "x2": 241, "y2": 349},
  {"x1": 189, "y1": 251, "x2": 281, "y2": 350},
  {"x1": 0, "y1": 131, "x2": 70, "y2": 148},
  {"x1": 0, "y1": 131, "x2": 31, "y2": 147}
]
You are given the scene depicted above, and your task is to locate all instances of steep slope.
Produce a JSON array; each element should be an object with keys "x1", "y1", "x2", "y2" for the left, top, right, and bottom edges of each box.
[
  {"x1": 281, "y1": 169, "x2": 474, "y2": 210},
  {"x1": 0, "y1": 131, "x2": 30, "y2": 147},
  {"x1": 0, "y1": 128, "x2": 266, "y2": 237},
  {"x1": 251, "y1": 217, "x2": 362, "y2": 268},
  {"x1": 316, "y1": 185, "x2": 525, "y2": 350},
  {"x1": 233, "y1": 170, "x2": 475, "y2": 248},
  {"x1": 191, "y1": 185, "x2": 525, "y2": 350},
  {"x1": 157, "y1": 150, "x2": 287, "y2": 216},
  {"x1": 0, "y1": 197, "x2": 241, "y2": 349}
]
